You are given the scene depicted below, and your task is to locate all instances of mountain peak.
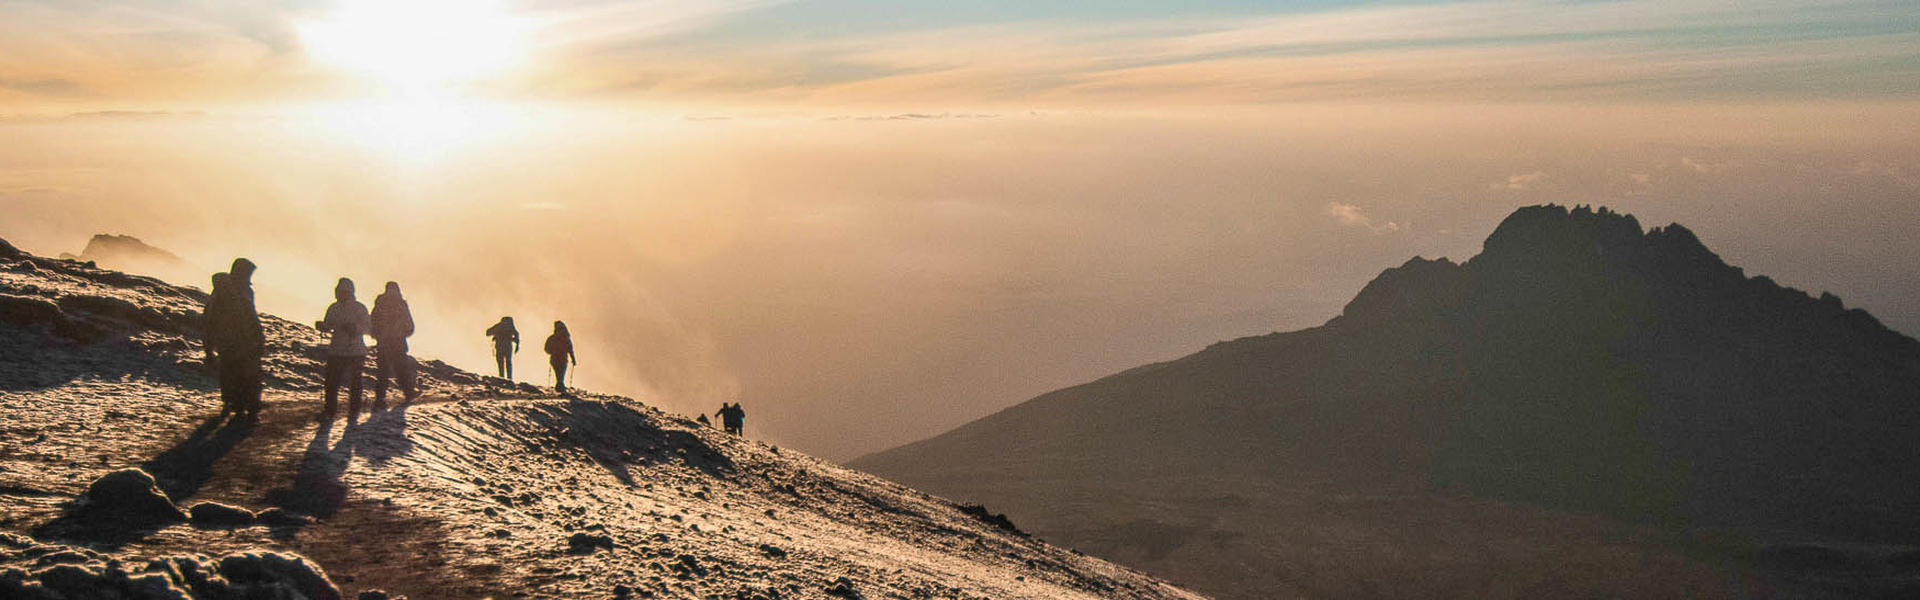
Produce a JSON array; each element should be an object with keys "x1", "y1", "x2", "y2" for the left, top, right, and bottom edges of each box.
[
  {"x1": 1473, "y1": 204, "x2": 1644, "y2": 268},
  {"x1": 858, "y1": 204, "x2": 1920, "y2": 600},
  {"x1": 1333, "y1": 255, "x2": 1467, "y2": 328}
]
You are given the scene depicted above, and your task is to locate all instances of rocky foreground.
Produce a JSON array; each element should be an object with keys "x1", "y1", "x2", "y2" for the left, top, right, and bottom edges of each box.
[{"x1": 0, "y1": 238, "x2": 1204, "y2": 600}]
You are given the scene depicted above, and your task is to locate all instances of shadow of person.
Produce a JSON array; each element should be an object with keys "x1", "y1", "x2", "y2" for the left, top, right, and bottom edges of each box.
[
  {"x1": 349, "y1": 400, "x2": 415, "y2": 468},
  {"x1": 142, "y1": 415, "x2": 256, "y2": 501},
  {"x1": 553, "y1": 398, "x2": 736, "y2": 484},
  {"x1": 29, "y1": 415, "x2": 255, "y2": 548},
  {"x1": 264, "y1": 417, "x2": 355, "y2": 525}
]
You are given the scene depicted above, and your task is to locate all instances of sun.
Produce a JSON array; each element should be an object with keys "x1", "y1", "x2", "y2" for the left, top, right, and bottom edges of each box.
[{"x1": 299, "y1": 0, "x2": 527, "y2": 94}]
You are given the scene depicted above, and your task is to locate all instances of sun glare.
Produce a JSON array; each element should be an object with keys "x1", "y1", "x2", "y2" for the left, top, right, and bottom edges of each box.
[{"x1": 299, "y1": 0, "x2": 527, "y2": 94}]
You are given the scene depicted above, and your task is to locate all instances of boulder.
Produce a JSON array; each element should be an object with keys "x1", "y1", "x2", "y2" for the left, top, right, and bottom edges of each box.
[
  {"x1": 567, "y1": 532, "x2": 615, "y2": 554},
  {"x1": 79, "y1": 469, "x2": 185, "y2": 522},
  {"x1": 217, "y1": 551, "x2": 343, "y2": 600},
  {"x1": 188, "y1": 502, "x2": 256, "y2": 528}
]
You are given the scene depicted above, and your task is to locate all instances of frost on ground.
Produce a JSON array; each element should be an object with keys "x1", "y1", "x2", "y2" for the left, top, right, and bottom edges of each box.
[{"x1": 0, "y1": 239, "x2": 1205, "y2": 600}]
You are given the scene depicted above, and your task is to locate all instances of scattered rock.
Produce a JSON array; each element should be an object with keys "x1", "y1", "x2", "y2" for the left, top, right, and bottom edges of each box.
[
  {"x1": 567, "y1": 533, "x2": 616, "y2": 554},
  {"x1": 669, "y1": 555, "x2": 708, "y2": 579},
  {"x1": 956, "y1": 503, "x2": 1028, "y2": 537},
  {"x1": 758, "y1": 544, "x2": 788, "y2": 559},
  {"x1": 188, "y1": 502, "x2": 256, "y2": 528},
  {"x1": 0, "y1": 547, "x2": 343, "y2": 600},
  {"x1": 78, "y1": 469, "x2": 186, "y2": 522},
  {"x1": 825, "y1": 576, "x2": 862, "y2": 598}
]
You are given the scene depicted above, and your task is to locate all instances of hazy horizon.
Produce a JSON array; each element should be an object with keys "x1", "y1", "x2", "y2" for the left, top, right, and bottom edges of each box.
[{"x1": 3, "y1": 0, "x2": 1918, "y2": 459}]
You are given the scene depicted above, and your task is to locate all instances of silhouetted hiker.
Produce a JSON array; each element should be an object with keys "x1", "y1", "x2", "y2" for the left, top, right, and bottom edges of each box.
[
  {"x1": 485, "y1": 316, "x2": 519, "y2": 379},
  {"x1": 715, "y1": 403, "x2": 745, "y2": 436},
  {"x1": 696, "y1": 414, "x2": 711, "y2": 427},
  {"x1": 203, "y1": 258, "x2": 264, "y2": 419},
  {"x1": 544, "y1": 321, "x2": 576, "y2": 394},
  {"x1": 316, "y1": 278, "x2": 371, "y2": 420},
  {"x1": 204, "y1": 272, "x2": 235, "y2": 415},
  {"x1": 370, "y1": 281, "x2": 418, "y2": 407}
]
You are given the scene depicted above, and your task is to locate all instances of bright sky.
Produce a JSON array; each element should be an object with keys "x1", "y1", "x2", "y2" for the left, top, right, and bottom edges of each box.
[
  {"x1": 2, "y1": 1, "x2": 1918, "y2": 459},
  {"x1": 0, "y1": 0, "x2": 1916, "y2": 110}
]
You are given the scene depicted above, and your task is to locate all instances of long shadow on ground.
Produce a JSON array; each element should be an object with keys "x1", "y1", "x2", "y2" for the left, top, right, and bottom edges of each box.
[{"x1": 31, "y1": 414, "x2": 257, "y2": 548}]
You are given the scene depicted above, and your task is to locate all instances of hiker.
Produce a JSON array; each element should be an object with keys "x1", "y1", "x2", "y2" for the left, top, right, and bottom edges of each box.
[
  {"x1": 316, "y1": 278, "x2": 371, "y2": 420},
  {"x1": 370, "y1": 281, "x2": 418, "y2": 407},
  {"x1": 695, "y1": 414, "x2": 711, "y2": 428},
  {"x1": 203, "y1": 258, "x2": 264, "y2": 419},
  {"x1": 544, "y1": 321, "x2": 576, "y2": 393},
  {"x1": 484, "y1": 316, "x2": 519, "y2": 380},
  {"x1": 203, "y1": 272, "x2": 236, "y2": 416},
  {"x1": 715, "y1": 402, "x2": 745, "y2": 436}
]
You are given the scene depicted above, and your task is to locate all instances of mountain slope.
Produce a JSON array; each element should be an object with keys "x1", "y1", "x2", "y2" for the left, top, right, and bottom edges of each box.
[
  {"x1": 852, "y1": 204, "x2": 1920, "y2": 600},
  {"x1": 0, "y1": 237, "x2": 1203, "y2": 600}
]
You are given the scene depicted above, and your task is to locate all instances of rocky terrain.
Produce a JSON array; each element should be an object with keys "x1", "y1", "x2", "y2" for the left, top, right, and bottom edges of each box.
[
  {"x1": 856, "y1": 205, "x2": 1920, "y2": 600},
  {"x1": 0, "y1": 237, "x2": 1203, "y2": 600}
]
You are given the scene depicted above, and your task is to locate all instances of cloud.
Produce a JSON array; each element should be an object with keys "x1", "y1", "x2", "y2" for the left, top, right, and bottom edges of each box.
[
  {"x1": 0, "y1": 77, "x2": 85, "y2": 97},
  {"x1": 6, "y1": 0, "x2": 1918, "y2": 109},
  {"x1": 536, "y1": 0, "x2": 1920, "y2": 105},
  {"x1": 1680, "y1": 156, "x2": 1737, "y2": 174},
  {"x1": 1325, "y1": 202, "x2": 1402, "y2": 234},
  {"x1": 1493, "y1": 171, "x2": 1549, "y2": 190}
]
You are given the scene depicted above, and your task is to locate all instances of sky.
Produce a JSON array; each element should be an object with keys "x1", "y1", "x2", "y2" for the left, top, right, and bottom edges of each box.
[{"x1": 1, "y1": 0, "x2": 1918, "y2": 459}]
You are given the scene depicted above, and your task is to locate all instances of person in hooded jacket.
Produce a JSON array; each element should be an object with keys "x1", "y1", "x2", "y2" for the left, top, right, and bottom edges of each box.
[
  {"x1": 544, "y1": 321, "x2": 576, "y2": 394},
  {"x1": 370, "y1": 281, "x2": 418, "y2": 407},
  {"x1": 316, "y1": 278, "x2": 371, "y2": 420},
  {"x1": 203, "y1": 258, "x2": 264, "y2": 419},
  {"x1": 485, "y1": 316, "x2": 519, "y2": 380}
]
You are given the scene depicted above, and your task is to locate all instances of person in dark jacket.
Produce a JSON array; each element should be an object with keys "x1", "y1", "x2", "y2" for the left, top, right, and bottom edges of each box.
[
  {"x1": 485, "y1": 316, "x2": 519, "y2": 380},
  {"x1": 370, "y1": 281, "x2": 418, "y2": 407},
  {"x1": 715, "y1": 403, "x2": 745, "y2": 436},
  {"x1": 203, "y1": 272, "x2": 236, "y2": 416},
  {"x1": 203, "y1": 258, "x2": 264, "y2": 419},
  {"x1": 316, "y1": 278, "x2": 371, "y2": 420},
  {"x1": 544, "y1": 321, "x2": 576, "y2": 394}
]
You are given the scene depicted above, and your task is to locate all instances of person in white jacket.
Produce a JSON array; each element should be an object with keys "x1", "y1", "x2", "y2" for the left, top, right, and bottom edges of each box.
[{"x1": 316, "y1": 277, "x2": 372, "y2": 420}]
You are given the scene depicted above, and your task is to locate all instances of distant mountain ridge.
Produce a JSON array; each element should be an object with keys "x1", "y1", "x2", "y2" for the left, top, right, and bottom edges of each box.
[
  {"x1": 853, "y1": 204, "x2": 1920, "y2": 599},
  {"x1": 60, "y1": 234, "x2": 186, "y2": 270}
]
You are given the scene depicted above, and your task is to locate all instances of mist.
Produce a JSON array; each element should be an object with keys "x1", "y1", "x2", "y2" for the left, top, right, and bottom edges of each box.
[{"x1": 3, "y1": 102, "x2": 1917, "y2": 459}]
